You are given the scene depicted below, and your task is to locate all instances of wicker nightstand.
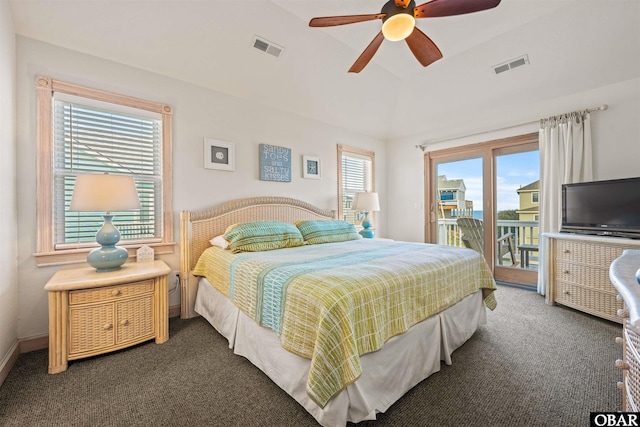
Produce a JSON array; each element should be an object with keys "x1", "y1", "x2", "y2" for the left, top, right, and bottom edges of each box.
[{"x1": 44, "y1": 260, "x2": 171, "y2": 374}]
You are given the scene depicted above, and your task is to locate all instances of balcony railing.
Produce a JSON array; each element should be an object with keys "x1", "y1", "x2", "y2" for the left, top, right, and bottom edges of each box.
[{"x1": 438, "y1": 219, "x2": 539, "y2": 269}]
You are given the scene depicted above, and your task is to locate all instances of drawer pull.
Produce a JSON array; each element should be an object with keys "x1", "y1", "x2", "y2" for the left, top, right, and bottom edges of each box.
[
  {"x1": 563, "y1": 291, "x2": 569, "y2": 295},
  {"x1": 563, "y1": 270, "x2": 570, "y2": 275},
  {"x1": 120, "y1": 320, "x2": 130, "y2": 326},
  {"x1": 616, "y1": 359, "x2": 630, "y2": 370},
  {"x1": 618, "y1": 381, "x2": 624, "y2": 390},
  {"x1": 564, "y1": 249, "x2": 570, "y2": 253},
  {"x1": 618, "y1": 309, "x2": 630, "y2": 319},
  {"x1": 616, "y1": 337, "x2": 624, "y2": 345},
  {"x1": 103, "y1": 323, "x2": 113, "y2": 331},
  {"x1": 111, "y1": 289, "x2": 122, "y2": 297}
]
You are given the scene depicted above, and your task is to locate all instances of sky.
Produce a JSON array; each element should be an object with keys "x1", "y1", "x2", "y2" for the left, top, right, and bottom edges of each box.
[{"x1": 437, "y1": 150, "x2": 539, "y2": 212}]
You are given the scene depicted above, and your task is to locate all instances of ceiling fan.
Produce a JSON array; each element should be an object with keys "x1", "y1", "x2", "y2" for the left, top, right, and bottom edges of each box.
[{"x1": 309, "y1": 0, "x2": 502, "y2": 73}]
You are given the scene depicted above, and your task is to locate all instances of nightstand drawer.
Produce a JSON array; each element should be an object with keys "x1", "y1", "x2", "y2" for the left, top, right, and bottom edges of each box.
[{"x1": 69, "y1": 280, "x2": 154, "y2": 305}]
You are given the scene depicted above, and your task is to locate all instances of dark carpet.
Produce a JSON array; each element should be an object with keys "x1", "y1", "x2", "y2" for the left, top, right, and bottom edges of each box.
[{"x1": 0, "y1": 285, "x2": 622, "y2": 426}]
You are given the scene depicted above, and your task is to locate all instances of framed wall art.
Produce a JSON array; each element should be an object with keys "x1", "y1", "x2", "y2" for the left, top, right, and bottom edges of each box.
[
  {"x1": 259, "y1": 144, "x2": 291, "y2": 182},
  {"x1": 302, "y1": 155, "x2": 320, "y2": 179},
  {"x1": 204, "y1": 138, "x2": 235, "y2": 171}
]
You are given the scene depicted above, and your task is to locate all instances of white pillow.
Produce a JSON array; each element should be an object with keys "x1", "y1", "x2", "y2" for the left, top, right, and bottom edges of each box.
[{"x1": 209, "y1": 235, "x2": 229, "y2": 249}]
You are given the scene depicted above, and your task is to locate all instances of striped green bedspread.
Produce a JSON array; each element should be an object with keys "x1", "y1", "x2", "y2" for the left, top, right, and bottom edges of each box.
[{"x1": 193, "y1": 239, "x2": 497, "y2": 407}]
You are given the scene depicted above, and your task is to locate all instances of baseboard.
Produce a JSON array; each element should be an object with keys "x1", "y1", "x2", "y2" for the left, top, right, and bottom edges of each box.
[
  {"x1": 169, "y1": 304, "x2": 180, "y2": 318},
  {"x1": 20, "y1": 335, "x2": 49, "y2": 353},
  {"x1": 0, "y1": 341, "x2": 20, "y2": 387}
]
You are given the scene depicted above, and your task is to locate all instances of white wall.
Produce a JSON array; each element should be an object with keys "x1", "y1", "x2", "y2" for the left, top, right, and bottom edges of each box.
[
  {"x1": 0, "y1": 0, "x2": 18, "y2": 373},
  {"x1": 386, "y1": 77, "x2": 640, "y2": 242},
  {"x1": 15, "y1": 36, "x2": 386, "y2": 339},
  {"x1": 14, "y1": 33, "x2": 638, "y2": 342}
]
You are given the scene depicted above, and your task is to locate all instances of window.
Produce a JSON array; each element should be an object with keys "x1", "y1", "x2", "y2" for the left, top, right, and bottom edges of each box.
[
  {"x1": 35, "y1": 76, "x2": 174, "y2": 266},
  {"x1": 337, "y1": 145, "x2": 375, "y2": 224},
  {"x1": 532, "y1": 192, "x2": 539, "y2": 203}
]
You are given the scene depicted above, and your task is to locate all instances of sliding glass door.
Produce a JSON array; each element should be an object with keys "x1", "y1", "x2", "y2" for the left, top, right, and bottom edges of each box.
[{"x1": 425, "y1": 134, "x2": 539, "y2": 286}]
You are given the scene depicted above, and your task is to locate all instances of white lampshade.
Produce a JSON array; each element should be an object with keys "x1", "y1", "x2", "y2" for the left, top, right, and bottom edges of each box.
[
  {"x1": 353, "y1": 192, "x2": 380, "y2": 212},
  {"x1": 70, "y1": 174, "x2": 141, "y2": 212},
  {"x1": 381, "y1": 13, "x2": 415, "y2": 41}
]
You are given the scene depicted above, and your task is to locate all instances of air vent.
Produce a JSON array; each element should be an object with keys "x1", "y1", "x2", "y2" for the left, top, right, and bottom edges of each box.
[
  {"x1": 251, "y1": 35, "x2": 284, "y2": 59},
  {"x1": 493, "y1": 54, "x2": 529, "y2": 75}
]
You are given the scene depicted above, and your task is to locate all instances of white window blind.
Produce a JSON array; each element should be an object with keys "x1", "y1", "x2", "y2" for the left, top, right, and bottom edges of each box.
[
  {"x1": 341, "y1": 153, "x2": 372, "y2": 224},
  {"x1": 52, "y1": 94, "x2": 163, "y2": 248}
]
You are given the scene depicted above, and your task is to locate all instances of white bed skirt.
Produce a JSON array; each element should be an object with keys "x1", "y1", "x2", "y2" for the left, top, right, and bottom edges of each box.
[{"x1": 194, "y1": 279, "x2": 486, "y2": 427}]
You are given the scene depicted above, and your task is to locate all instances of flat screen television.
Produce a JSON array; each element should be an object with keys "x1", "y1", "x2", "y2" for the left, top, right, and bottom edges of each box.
[{"x1": 561, "y1": 177, "x2": 640, "y2": 239}]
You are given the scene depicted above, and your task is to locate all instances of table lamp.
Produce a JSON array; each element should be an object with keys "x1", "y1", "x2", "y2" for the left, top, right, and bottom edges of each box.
[
  {"x1": 70, "y1": 173, "x2": 141, "y2": 272},
  {"x1": 353, "y1": 192, "x2": 380, "y2": 238}
]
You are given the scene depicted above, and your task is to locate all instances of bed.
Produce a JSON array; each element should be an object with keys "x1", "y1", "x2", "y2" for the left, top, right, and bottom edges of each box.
[{"x1": 179, "y1": 196, "x2": 497, "y2": 427}]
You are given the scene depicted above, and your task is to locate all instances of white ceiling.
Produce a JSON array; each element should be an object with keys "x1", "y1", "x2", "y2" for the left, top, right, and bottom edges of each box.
[{"x1": 8, "y1": 0, "x2": 640, "y2": 141}]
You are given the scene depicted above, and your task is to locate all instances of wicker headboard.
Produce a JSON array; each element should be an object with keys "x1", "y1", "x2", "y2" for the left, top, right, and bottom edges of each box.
[{"x1": 179, "y1": 196, "x2": 336, "y2": 318}]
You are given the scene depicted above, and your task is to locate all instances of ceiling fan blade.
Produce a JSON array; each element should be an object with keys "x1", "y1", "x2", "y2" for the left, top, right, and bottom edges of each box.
[
  {"x1": 349, "y1": 32, "x2": 385, "y2": 73},
  {"x1": 309, "y1": 14, "x2": 385, "y2": 27},
  {"x1": 414, "y1": 0, "x2": 501, "y2": 18},
  {"x1": 405, "y1": 27, "x2": 443, "y2": 67}
]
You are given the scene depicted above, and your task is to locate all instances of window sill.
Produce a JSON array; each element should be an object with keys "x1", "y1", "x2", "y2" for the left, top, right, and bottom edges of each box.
[{"x1": 33, "y1": 242, "x2": 176, "y2": 267}]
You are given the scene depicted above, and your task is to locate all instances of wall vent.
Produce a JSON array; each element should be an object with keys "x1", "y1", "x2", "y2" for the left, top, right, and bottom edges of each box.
[
  {"x1": 493, "y1": 54, "x2": 529, "y2": 74},
  {"x1": 251, "y1": 35, "x2": 284, "y2": 59}
]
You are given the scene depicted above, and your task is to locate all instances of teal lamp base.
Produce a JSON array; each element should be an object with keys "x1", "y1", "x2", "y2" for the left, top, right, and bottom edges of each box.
[
  {"x1": 359, "y1": 212, "x2": 375, "y2": 239},
  {"x1": 359, "y1": 228, "x2": 375, "y2": 239},
  {"x1": 87, "y1": 215, "x2": 129, "y2": 272}
]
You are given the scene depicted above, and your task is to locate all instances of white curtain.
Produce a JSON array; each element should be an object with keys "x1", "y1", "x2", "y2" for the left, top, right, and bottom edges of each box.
[{"x1": 537, "y1": 111, "x2": 593, "y2": 295}]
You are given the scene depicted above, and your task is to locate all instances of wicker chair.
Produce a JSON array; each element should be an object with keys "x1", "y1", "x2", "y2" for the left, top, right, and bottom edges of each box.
[{"x1": 456, "y1": 217, "x2": 517, "y2": 266}]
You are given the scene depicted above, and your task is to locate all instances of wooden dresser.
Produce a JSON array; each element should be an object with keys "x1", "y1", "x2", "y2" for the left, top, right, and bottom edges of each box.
[
  {"x1": 609, "y1": 249, "x2": 640, "y2": 411},
  {"x1": 44, "y1": 260, "x2": 171, "y2": 374},
  {"x1": 544, "y1": 233, "x2": 640, "y2": 323}
]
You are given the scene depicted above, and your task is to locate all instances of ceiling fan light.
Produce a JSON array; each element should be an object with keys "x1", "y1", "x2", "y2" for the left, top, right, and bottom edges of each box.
[{"x1": 381, "y1": 13, "x2": 415, "y2": 41}]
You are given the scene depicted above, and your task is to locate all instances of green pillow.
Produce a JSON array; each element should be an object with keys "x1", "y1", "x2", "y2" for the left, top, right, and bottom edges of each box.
[
  {"x1": 295, "y1": 220, "x2": 362, "y2": 244},
  {"x1": 223, "y1": 221, "x2": 305, "y2": 253}
]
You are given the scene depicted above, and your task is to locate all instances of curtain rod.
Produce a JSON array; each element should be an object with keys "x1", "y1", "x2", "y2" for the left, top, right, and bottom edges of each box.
[{"x1": 415, "y1": 104, "x2": 608, "y2": 151}]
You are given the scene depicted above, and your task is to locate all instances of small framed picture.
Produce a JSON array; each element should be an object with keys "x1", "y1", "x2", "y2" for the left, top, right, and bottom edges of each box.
[
  {"x1": 204, "y1": 138, "x2": 235, "y2": 171},
  {"x1": 303, "y1": 155, "x2": 320, "y2": 179}
]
